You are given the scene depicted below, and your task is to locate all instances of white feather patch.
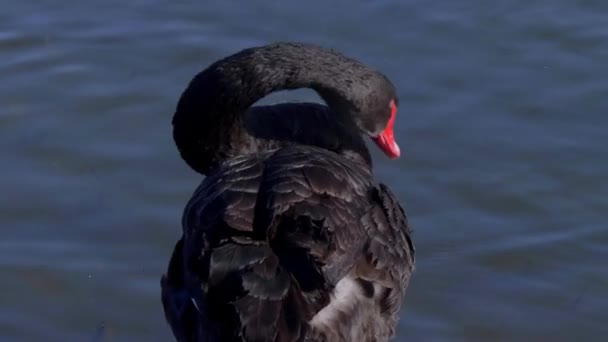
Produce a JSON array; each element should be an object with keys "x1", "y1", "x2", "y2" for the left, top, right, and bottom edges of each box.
[{"x1": 310, "y1": 277, "x2": 361, "y2": 327}]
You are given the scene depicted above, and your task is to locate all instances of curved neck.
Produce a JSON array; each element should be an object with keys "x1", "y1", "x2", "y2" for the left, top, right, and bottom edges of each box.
[{"x1": 172, "y1": 43, "x2": 376, "y2": 175}]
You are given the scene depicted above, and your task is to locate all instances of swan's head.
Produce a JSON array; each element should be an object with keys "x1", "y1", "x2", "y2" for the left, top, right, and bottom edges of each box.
[
  {"x1": 331, "y1": 69, "x2": 401, "y2": 160},
  {"x1": 323, "y1": 73, "x2": 401, "y2": 160},
  {"x1": 349, "y1": 81, "x2": 400, "y2": 160}
]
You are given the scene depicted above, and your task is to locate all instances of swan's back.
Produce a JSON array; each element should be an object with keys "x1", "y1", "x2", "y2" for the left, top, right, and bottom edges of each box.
[{"x1": 162, "y1": 146, "x2": 414, "y2": 342}]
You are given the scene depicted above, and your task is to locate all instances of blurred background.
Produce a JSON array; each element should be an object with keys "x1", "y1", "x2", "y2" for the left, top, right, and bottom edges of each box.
[{"x1": 1, "y1": 1, "x2": 606, "y2": 341}]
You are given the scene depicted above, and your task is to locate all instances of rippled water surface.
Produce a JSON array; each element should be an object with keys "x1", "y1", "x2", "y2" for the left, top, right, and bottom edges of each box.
[{"x1": 2, "y1": 1, "x2": 607, "y2": 341}]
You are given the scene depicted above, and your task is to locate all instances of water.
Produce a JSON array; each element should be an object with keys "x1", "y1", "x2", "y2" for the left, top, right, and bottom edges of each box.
[{"x1": 1, "y1": 1, "x2": 606, "y2": 341}]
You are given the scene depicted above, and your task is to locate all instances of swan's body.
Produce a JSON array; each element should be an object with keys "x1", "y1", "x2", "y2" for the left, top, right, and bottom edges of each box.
[{"x1": 162, "y1": 43, "x2": 415, "y2": 342}]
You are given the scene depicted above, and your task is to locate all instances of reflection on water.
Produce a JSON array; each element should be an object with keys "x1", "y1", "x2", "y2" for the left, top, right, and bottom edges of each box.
[{"x1": 1, "y1": 1, "x2": 606, "y2": 341}]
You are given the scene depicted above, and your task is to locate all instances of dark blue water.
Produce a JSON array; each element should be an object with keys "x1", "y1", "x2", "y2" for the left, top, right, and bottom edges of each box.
[{"x1": 2, "y1": 1, "x2": 606, "y2": 341}]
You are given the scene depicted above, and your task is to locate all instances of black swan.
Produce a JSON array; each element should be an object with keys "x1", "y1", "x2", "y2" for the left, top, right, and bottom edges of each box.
[{"x1": 162, "y1": 42, "x2": 415, "y2": 342}]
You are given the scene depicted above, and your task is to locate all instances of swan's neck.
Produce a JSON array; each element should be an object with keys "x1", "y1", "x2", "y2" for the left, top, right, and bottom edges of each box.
[{"x1": 172, "y1": 43, "x2": 373, "y2": 175}]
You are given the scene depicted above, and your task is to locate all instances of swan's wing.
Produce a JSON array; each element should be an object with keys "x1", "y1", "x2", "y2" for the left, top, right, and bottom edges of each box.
[
  {"x1": 163, "y1": 155, "x2": 282, "y2": 342},
  {"x1": 252, "y1": 146, "x2": 375, "y2": 307},
  {"x1": 356, "y1": 183, "x2": 416, "y2": 322},
  {"x1": 252, "y1": 148, "x2": 415, "y2": 340},
  {"x1": 161, "y1": 239, "x2": 190, "y2": 342},
  {"x1": 165, "y1": 152, "x2": 320, "y2": 342},
  {"x1": 182, "y1": 154, "x2": 265, "y2": 239}
]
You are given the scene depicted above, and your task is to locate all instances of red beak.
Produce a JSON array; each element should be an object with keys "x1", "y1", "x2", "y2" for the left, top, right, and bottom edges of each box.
[{"x1": 372, "y1": 100, "x2": 400, "y2": 159}]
